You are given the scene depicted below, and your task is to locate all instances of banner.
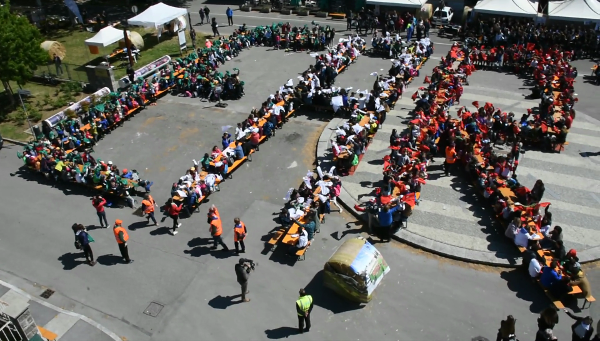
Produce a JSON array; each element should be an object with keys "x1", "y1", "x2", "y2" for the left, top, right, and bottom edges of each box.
[{"x1": 63, "y1": 0, "x2": 83, "y2": 24}]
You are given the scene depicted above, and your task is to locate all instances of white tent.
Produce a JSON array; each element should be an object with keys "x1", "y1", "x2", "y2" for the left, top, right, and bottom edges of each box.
[
  {"x1": 84, "y1": 26, "x2": 130, "y2": 47},
  {"x1": 549, "y1": 0, "x2": 600, "y2": 21},
  {"x1": 127, "y1": 2, "x2": 188, "y2": 28},
  {"x1": 474, "y1": 0, "x2": 539, "y2": 17},
  {"x1": 365, "y1": 0, "x2": 426, "y2": 8}
]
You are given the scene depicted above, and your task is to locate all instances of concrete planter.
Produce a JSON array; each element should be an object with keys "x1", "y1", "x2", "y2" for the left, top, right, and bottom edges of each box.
[
  {"x1": 280, "y1": 9, "x2": 292, "y2": 14},
  {"x1": 260, "y1": 7, "x2": 271, "y2": 13},
  {"x1": 240, "y1": 6, "x2": 252, "y2": 11},
  {"x1": 298, "y1": 10, "x2": 310, "y2": 16},
  {"x1": 315, "y1": 12, "x2": 328, "y2": 17}
]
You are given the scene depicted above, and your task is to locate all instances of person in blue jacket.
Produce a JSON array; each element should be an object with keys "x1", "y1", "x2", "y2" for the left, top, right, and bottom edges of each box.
[
  {"x1": 226, "y1": 7, "x2": 233, "y2": 26},
  {"x1": 377, "y1": 203, "x2": 400, "y2": 242}
]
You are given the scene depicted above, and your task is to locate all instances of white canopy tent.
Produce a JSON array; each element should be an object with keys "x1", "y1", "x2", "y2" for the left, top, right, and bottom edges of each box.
[
  {"x1": 84, "y1": 26, "x2": 130, "y2": 47},
  {"x1": 548, "y1": 0, "x2": 600, "y2": 21},
  {"x1": 365, "y1": 0, "x2": 426, "y2": 8},
  {"x1": 474, "y1": 0, "x2": 539, "y2": 18},
  {"x1": 127, "y1": 2, "x2": 188, "y2": 28}
]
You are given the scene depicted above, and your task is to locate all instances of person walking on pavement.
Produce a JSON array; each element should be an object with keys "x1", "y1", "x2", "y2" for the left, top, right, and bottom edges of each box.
[
  {"x1": 141, "y1": 194, "x2": 158, "y2": 226},
  {"x1": 92, "y1": 195, "x2": 108, "y2": 228},
  {"x1": 166, "y1": 198, "x2": 182, "y2": 235},
  {"x1": 233, "y1": 217, "x2": 247, "y2": 254},
  {"x1": 74, "y1": 223, "x2": 95, "y2": 266},
  {"x1": 203, "y1": 6, "x2": 210, "y2": 23},
  {"x1": 199, "y1": 8, "x2": 205, "y2": 24},
  {"x1": 226, "y1": 7, "x2": 233, "y2": 26},
  {"x1": 113, "y1": 220, "x2": 133, "y2": 264},
  {"x1": 235, "y1": 258, "x2": 251, "y2": 302},
  {"x1": 211, "y1": 17, "x2": 220, "y2": 37},
  {"x1": 296, "y1": 288, "x2": 313, "y2": 333},
  {"x1": 208, "y1": 205, "x2": 229, "y2": 251}
]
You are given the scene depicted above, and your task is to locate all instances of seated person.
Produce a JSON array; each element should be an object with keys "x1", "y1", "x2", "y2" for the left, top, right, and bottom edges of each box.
[
  {"x1": 514, "y1": 227, "x2": 534, "y2": 248},
  {"x1": 287, "y1": 226, "x2": 308, "y2": 256},
  {"x1": 540, "y1": 261, "x2": 572, "y2": 298},
  {"x1": 233, "y1": 141, "x2": 244, "y2": 160},
  {"x1": 293, "y1": 216, "x2": 316, "y2": 241}
]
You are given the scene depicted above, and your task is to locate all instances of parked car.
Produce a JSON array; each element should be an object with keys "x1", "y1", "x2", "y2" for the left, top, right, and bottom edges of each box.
[{"x1": 432, "y1": 6, "x2": 453, "y2": 26}]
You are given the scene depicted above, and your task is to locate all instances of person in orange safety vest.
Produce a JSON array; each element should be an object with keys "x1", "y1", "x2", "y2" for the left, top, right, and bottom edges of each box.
[
  {"x1": 444, "y1": 143, "x2": 457, "y2": 176},
  {"x1": 113, "y1": 219, "x2": 133, "y2": 264},
  {"x1": 233, "y1": 217, "x2": 247, "y2": 254},
  {"x1": 141, "y1": 194, "x2": 158, "y2": 226},
  {"x1": 208, "y1": 205, "x2": 229, "y2": 251}
]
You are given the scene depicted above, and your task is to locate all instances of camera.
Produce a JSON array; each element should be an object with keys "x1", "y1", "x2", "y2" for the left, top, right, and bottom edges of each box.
[{"x1": 240, "y1": 258, "x2": 257, "y2": 270}]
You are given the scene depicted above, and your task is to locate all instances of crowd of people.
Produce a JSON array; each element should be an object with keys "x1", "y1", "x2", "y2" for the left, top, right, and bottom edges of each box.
[
  {"x1": 230, "y1": 22, "x2": 339, "y2": 52},
  {"x1": 164, "y1": 35, "x2": 365, "y2": 235}
]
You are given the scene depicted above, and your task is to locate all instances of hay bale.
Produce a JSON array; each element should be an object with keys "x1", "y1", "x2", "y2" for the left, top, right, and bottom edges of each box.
[
  {"x1": 119, "y1": 31, "x2": 144, "y2": 49},
  {"x1": 41, "y1": 40, "x2": 66, "y2": 60}
]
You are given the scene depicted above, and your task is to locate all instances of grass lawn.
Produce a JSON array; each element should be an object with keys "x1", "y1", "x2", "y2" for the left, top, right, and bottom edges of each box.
[{"x1": 1, "y1": 27, "x2": 205, "y2": 141}]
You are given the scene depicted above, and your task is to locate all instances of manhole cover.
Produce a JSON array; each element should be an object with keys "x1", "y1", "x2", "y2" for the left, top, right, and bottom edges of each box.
[
  {"x1": 40, "y1": 289, "x2": 55, "y2": 299},
  {"x1": 143, "y1": 302, "x2": 164, "y2": 317}
]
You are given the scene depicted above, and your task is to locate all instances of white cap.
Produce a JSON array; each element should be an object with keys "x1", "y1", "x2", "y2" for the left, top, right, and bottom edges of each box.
[{"x1": 108, "y1": 161, "x2": 113, "y2": 165}]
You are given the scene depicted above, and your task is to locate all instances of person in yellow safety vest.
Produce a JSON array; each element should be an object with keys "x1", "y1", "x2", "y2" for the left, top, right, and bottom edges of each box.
[
  {"x1": 141, "y1": 194, "x2": 158, "y2": 226},
  {"x1": 233, "y1": 217, "x2": 247, "y2": 254},
  {"x1": 444, "y1": 143, "x2": 458, "y2": 176},
  {"x1": 208, "y1": 205, "x2": 229, "y2": 251},
  {"x1": 296, "y1": 288, "x2": 313, "y2": 333},
  {"x1": 113, "y1": 219, "x2": 133, "y2": 264}
]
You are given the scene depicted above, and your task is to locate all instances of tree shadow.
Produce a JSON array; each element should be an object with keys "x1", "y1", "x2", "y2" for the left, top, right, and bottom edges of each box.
[
  {"x1": 304, "y1": 270, "x2": 365, "y2": 314},
  {"x1": 57, "y1": 252, "x2": 86, "y2": 270},
  {"x1": 208, "y1": 295, "x2": 243, "y2": 309},
  {"x1": 96, "y1": 254, "x2": 125, "y2": 266},
  {"x1": 264, "y1": 326, "x2": 300, "y2": 339}
]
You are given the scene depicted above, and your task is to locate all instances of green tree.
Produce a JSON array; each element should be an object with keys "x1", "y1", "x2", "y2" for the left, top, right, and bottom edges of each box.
[{"x1": 0, "y1": 2, "x2": 48, "y2": 106}]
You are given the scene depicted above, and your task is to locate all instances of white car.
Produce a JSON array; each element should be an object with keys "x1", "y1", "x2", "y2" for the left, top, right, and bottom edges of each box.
[{"x1": 432, "y1": 6, "x2": 453, "y2": 26}]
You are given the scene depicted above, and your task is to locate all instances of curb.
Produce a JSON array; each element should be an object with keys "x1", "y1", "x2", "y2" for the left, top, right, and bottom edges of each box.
[
  {"x1": 0, "y1": 279, "x2": 121, "y2": 341},
  {"x1": 315, "y1": 114, "x2": 523, "y2": 268},
  {"x1": 3, "y1": 137, "x2": 29, "y2": 146}
]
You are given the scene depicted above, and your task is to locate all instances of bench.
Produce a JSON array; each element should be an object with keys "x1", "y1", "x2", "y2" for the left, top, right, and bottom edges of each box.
[
  {"x1": 267, "y1": 228, "x2": 287, "y2": 251},
  {"x1": 329, "y1": 13, "x2": 346, "y2": 19},
  {"x1": 582, "y1": 295, "x2": 596, "y2": 309},
  {"x1": 296, "y1": 240, "x2": 311, "y2": 261}
]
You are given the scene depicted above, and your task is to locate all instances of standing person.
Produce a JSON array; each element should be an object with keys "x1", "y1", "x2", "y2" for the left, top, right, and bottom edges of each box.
[
  {"x1": 444, "y1": 143, "x2": 457, "y2": 176},
  {"x1": 564, "y1": 309, "x2": 594, "y2": 341},
  {"x1": 204, "y1": 6, "x2": 210, "y2": 23},
  {"x1": 211, "y1": 17, "x2": 220, "y2": 37},
  {"x1": 113, "y1": 219, "x2": 133, "y2": 264},
  {"x1": 92, "y1": 196, "x2": 108, "y2": 228},
  {"x1": 296, "y1": 288, "x2": 313, "y2": 333},
  {"x1": 235, "y1": 258, "x2": 252, "y2": 302},
  {"x1": 233, "y1": 217, "x2": 247, "y2": 254},
  {"x1": 166, "y1": 198, "x2": 182, "y2": 235},
  {"x1": 496, "y1": 315, "x2": 516, "y2": 341},
  {"x1": 74, "y1": 223, "x2": 95, "y2": 266},
  {"x1": 141, "y1": 194, "x2": 158, "y2": 226},
  {"x1": 208, "y1": 205, "x2": 229, "y2": 251},
  {"x1": 53, "y1": 54, "x2": 63, "y2": 76},
  {"x1": 190, "y1": 27, "x2": 197, "y2": 49},
  {"x1": 226, "y1": 7, "x2": 233, "y2": 26},
  {"x1": 199, "y1": 8, "x2": 205, "y2": 24}
]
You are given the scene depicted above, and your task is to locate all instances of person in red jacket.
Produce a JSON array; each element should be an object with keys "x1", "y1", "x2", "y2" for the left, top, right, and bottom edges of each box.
[
  {"x1": 166, "y1": 198, "x2": 183, "y2": 235},
  {"x1": 92, "y1": 196, "x2": 108, "y2": 228}
]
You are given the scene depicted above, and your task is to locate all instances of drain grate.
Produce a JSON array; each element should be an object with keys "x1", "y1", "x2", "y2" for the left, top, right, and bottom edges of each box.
[
  {"x1": 143, "y1": 302, "x2": 164, "y2": 317},
  {"x1": 40, "y1": 289, "x2": 55, "y2": 299}
]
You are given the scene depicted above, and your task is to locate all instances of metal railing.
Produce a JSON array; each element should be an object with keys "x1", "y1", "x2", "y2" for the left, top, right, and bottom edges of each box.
[{"x1": 32, "y1": 63, "x2": 89, "y2": 83}]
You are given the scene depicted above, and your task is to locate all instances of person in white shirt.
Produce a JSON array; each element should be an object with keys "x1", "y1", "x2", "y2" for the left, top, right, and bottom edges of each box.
[
  {"x1": 505, "y1": 216, "x2": 520, "y2": 240},
  {"x1": 514, "y1": 227, "x2": 533, "y2": 248},
  {"x1": 288, "y1": 227, "x2": 308, "y2": 256},
  {"x1": 529, "y1": 257, "x2": 542, "y2": 278}
]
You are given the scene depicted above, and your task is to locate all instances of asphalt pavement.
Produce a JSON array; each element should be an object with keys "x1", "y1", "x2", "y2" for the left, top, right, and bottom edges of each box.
[{"x1": 0, "y1": 4, "x2": 599, "y2": 341}]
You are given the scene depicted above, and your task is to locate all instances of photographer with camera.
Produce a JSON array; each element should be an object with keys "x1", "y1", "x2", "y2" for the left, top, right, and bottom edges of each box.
[
  {"x1": 235, "y1": 258, "x2": 256, "y2": 303},
  {"x1": 91, "y1": 195, "x2": 109, "y2": 228}
]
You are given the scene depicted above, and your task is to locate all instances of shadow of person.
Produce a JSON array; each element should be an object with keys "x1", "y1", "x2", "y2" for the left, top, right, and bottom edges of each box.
[
  {"x1": 57, "y1": 252, "x2": 86, "y2": 270},
  {"x1": 208, "y1": 295, "x2": 242, "y2": 309},
  {"x1": 96, "y1": 254, "x2": 125, "y2": 266},
  {"x1": 264, "y1": 326, "x2": 299, "y2": 339},
  {"x1": 128, "y1": 220, "x2": 150, "y2": 231},
  {"x1": 499, "y1": 269, "x2": 550, "y2": 313}
]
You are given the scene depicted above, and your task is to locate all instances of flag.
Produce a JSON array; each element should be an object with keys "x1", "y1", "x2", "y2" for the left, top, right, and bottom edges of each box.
[
  {"x1": 526, "y1": 43, "x2": 535, "y2": 51},
  {"x1": 472, "y1": 101, "x2": 479, "y2": 108},
  {"x1": 411, "y1": 91, "x2": 419, "y2": 101},
  {"x1": 369, "y1": 72, "x2": 378, "y2": 77},
  {"x1": 221, "y1": 125, "x2": 232, "y2": 132},
  {"x1": 424, "y1": 75, "x2": 430, "y2": 83}
]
